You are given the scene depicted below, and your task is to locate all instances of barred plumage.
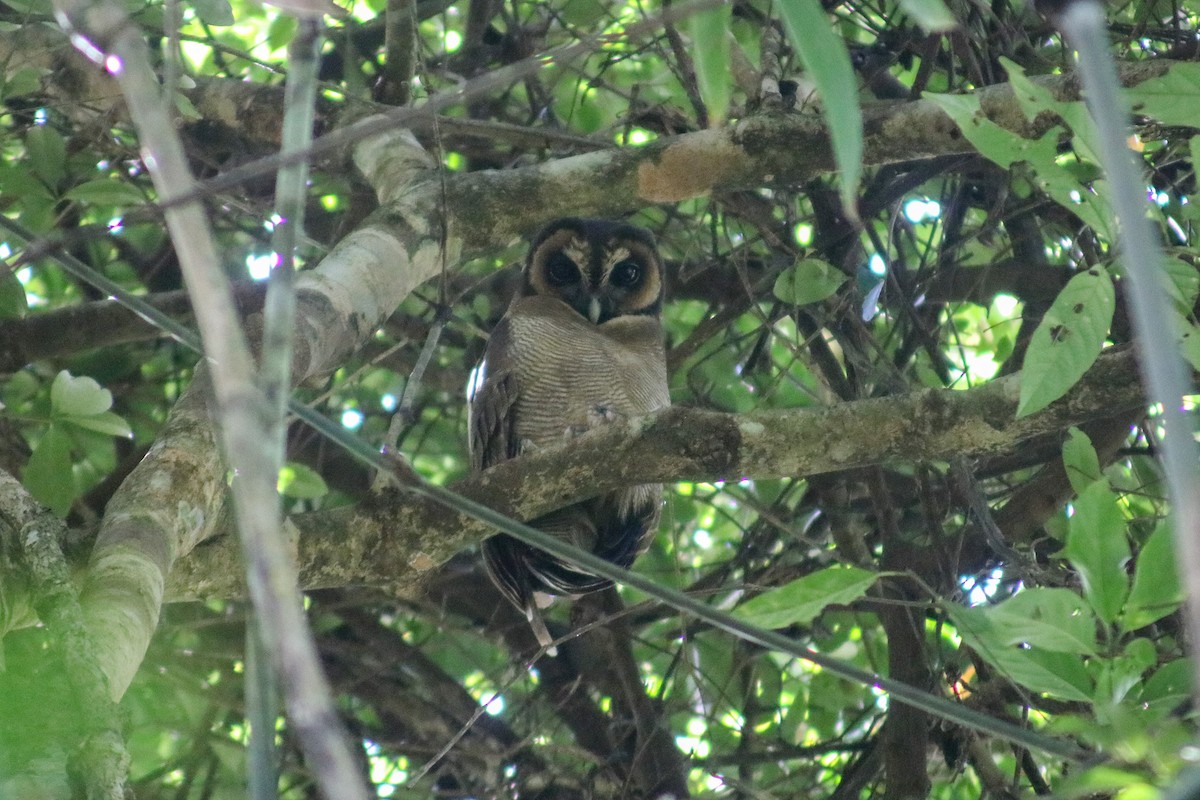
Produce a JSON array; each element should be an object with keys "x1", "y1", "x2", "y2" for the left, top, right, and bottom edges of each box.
[{"x1": 468, "y1": 218, "x2": 670, "y2": 653}]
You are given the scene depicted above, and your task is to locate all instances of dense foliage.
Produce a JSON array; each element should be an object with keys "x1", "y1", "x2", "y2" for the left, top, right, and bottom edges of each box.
[{"x1": 1, "y1": 0, "x2": 1200, "y2": 796}]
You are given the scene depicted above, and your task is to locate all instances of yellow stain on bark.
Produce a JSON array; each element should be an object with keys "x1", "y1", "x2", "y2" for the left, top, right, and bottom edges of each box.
[{"x1": 637, "y1": 134, "x2": 739, "y2": 202}]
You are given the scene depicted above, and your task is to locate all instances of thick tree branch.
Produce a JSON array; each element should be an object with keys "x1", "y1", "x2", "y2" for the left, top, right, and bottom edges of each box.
[{"x1": 165, "y1": 347, "x2": 1143, "y2": 600}]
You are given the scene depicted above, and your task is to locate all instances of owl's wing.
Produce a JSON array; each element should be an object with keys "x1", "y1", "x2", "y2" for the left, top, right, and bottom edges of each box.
[{"x1": 468, "y1": 319, "x2": 521, "y2": 471}]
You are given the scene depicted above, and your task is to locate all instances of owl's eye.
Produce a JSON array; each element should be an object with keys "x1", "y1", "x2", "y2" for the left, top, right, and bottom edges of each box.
[
  {"x1": 545, "y1": 253, "x2": 578, "y2": 286},
  {"x1": 610, "y1": 260, "x2": 641, "y2": 288}
]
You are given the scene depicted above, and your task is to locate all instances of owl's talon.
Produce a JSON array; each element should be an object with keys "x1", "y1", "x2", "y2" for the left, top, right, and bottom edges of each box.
[{"x1": 588, "y1": 404, "x2": 621, "y2": 425}]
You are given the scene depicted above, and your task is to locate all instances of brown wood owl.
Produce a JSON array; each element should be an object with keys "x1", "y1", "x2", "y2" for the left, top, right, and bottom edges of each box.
[{"x1": 468, "y1": 217, "x2": 671, "y2": 652}]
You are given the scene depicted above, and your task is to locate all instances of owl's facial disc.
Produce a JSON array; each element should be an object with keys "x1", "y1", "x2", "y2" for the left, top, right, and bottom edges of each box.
[{"x1": 525, "y1": 219, "x2": 663, "y2": 324}]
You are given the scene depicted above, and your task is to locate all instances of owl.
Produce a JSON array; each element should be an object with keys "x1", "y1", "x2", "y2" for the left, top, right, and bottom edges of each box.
[{"x1": 468, "y1": 217, "x2": 670, "y2": 653}]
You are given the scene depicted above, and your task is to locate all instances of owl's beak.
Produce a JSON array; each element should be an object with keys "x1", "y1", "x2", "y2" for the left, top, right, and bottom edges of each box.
[{"x1": 588, "y1": 296, "x2": 602, "y2": 324}]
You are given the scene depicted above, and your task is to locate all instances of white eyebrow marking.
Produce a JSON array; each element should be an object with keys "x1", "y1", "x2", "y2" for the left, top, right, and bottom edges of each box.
[
  {"x1": 563, "y1": 237, "x2": 589, "y2": 270},
  {"x1": 601, "y1": 245, "x2": 632, "y2": 278}
]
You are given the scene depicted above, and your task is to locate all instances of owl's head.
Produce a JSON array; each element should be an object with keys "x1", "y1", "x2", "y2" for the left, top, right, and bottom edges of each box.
[{"x1": 523, "y1": 217, "x2": 663, "y2": 325}]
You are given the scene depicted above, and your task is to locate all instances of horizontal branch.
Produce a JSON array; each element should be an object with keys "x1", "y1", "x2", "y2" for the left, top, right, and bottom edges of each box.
[
  {"x1": 0, "y1": 24, "x2": 1178, "y2": 252},
  {"x1": 166, "y1": 347, "x2": 1144, "y2": 600}
]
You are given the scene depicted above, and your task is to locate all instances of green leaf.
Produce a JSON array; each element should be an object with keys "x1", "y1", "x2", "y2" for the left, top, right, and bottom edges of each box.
[
  {"x1": 689, "y1": 3, "x2": 733, "y2": 126},
  {"x1": 1139, "y1": 658, "x2": 1194, "y2": 712},
  {"x1": 1065, "y1": 480, "x2": 1130, "y2": 624},
  {"x1": 1002, "y1": 648, "x2": 1093, "y2": 702},
  {"x1": 926, "y1": 94, "x2": 1023, "y2": 169},
  {"x1": 23, "y1": 424, "x2": 75, "y2": 517},
  {"x1": 773, "y1": 258, "x2": 846, "y2": 306},
  {"x1": 895, "y1": 0, "x2": 957, "y2": 31},
  {"x1": 266, "y1": 13, "x2": 298, "y2": 50},
  {"x1": 1126, "y1": 62, "x2": 1200, "y2": 129},
  {"x1": 278, "y1": 462, "x2": 329, "y2": 499},
  {"x1": 1121, "y1": 521, "x2": 1184, "y2": 631},
  {"x1": 1094, "y1": 637, "x2": 1156, "y2": 708},
  {"x1": 4, "y1": 65, "x2": 44, "y2": 98},
  {"x1": 65, "y1": 179, "x2": 145, "y2": 207},
  {"x1": 25, "y1": 126, "x2": 67, "y2": 191},
  {"x1": 0, "y1": 270, "x2": 28, "y2": 320},
  {"x1": 1062, "y1": 427, "x2": 1103, "y2": 495},
  {"x1": 983, "y1": 588, "x2": 1098, "y2": 654},
  {"x1": 1002, "y1": 58, "x2": 1102, "y2": 165},
  {"x1": 948, "y1": 605, "x2": 1093, "y2": 701},
  {"x1": 1180, "y1": 324, "x2": 1200, "y2": 373},
  {"x1": 1161, "y1": 255, "x2": 1200, "y2": 315},
  {"x1": 778, "y1": 0, "x2": 862, "y2": 214},
  {"x1": 62, "y1": 412, "x2": 133, "y2": 439},
  {"x1": 1017, "y1": 267, "x2": 1114, "y2": 417},
  {"x1": 191, "y1": 0, "x2": 235, "y2": 26},
  {"x1": 927, "y1": 93, "x2": 1113, "y2": 236},
  {"x1": 49, "y1": 370, "x2": 113, "y2": 417},
  {"x1": 735, "y1": 565, "x2": 877, "y2": 629}
]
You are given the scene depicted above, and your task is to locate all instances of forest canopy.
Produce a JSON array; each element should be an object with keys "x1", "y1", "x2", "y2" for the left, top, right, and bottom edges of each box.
[{"x1": 1, "y1": 0, "x2": 1200, "y2": 797}]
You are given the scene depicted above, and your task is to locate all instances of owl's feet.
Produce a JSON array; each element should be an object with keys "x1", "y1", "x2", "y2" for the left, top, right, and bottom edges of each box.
[
  {"x1": 589, "y1": 404, "x2": 622, "y2": 425},
  {"x1": 565, "y1": 404, "x2": 623, "y2": 439}
]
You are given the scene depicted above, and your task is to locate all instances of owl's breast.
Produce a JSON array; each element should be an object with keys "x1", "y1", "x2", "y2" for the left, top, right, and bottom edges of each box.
[{"x1": 503, "y1": 298, "x2": 669, "y2": 448}]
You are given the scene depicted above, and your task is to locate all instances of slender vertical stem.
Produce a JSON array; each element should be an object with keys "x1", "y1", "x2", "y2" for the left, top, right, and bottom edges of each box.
[
  {"x1": 1056, "y1": 0, "x2": 1200, "y2": 702},
  {"x1": 50, "y1": 2, "x2": 368, "y2": 796},
  {"x1": 248, "y1": 20, "x2": 321, "y2": 796}
]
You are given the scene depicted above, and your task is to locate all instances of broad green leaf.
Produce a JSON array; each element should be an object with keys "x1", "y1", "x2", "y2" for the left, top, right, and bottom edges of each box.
[
  {"x1": 984, "y1": 588, "x2": 1098, "y2": 654},
  {"x1": 927, "y1": 93, "x2": 1112, "y2": 235},
  {"x1": 50, "y1": 370, "x2": 113, "y2": 417},
  {"x1": 191, "y1": 0, "x2": 235, "y2": 26},
  {"x1": 0, "y1": 270, "x2": 27, "y2": 320},
  {"x1": 1, "y1": 0, "x2": 49, "y2": 11},
  {"x1": 926, "y1": 94, "x2": 1023, "y2": 169},
  {"x1": 1094, "y1": 637, "x2": 1156, "y2": 709},
  {"x1": 778, "y1": 0, "x2": 862, "y2": 214},
  {"x1": 691, "y1": 631, "x2": 736, "y2": 703},
  {"x1": 1139, "y1": 658, "x2": 1193, "y2": 712},
  {"x1": 4, "y1": 66, "x2": 44, "y2": 98},
  {"x1": 278, "y1": 462, "x2": 330, "y2": 499},
  {"x1": 23, "y1": 424, "x2": 75, "y2": 517},
  {"x1": 948, "y1": 605, "x2": 1093, "y2": 701},
  {"x1": 62, "y1": 412, "x2": 133, "y2": 439},
  {"x1": 773, "y1": 258, "x2": 846, "y2": 306},
  {"x1": 1180, "y1": 323, "x2": 1200, "y2": 372},
  {"x1": 65, "y1": 179, "x2": 145, "y2": 207},
  {"x1": 1161, "y1": 255, "x2": 1200, "y2": 314},
  {"x1": 25, "y1": 126, "x2": 67, "y2": 190},
  {"x1": 560, "y1": 0, "x2": 606, "y2": 26},
  {"x1": 1122, "y1": 521, "x2": 1184, "y2": 631},
  {"x1": 1002, "y1": 58, "x2": 1102, "y2": 166},
  {"x1": 895, "y1": 0, "x2": 957, "y2": 32},
  {"x1": 1017, "y1": 267, "x2": 1114, "y2": 417},
  {"x1": 1126, "y1": 63, "x2": 1200, "y2": 129},
  {"x1": 267, "y1": 13, "x2": 299, "y2": 50},
  {"x1": 998, "y1": 648, "x2": 1093, "y2": 702},
  {"x1": 1062, "y1": 427, "x2": 1103, "y2": 495},
  {"x1": 1065, "y1": 480, "x2": 1130, "y2": 624},
  {"x1": 689, "y1": 4, "x2": 733, "y2": 126},
  {"x1": 735, "y1": 565, "x2": 877, "y2": 629}
]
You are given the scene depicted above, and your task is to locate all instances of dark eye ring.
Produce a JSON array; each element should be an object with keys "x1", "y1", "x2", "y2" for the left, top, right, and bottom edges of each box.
[
  {"x1": 611, "y1": 260, "x2": 641, "y2": 288},
  {"x1": 544, "y1": 253, "x2": 578, "y2": 286}
]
